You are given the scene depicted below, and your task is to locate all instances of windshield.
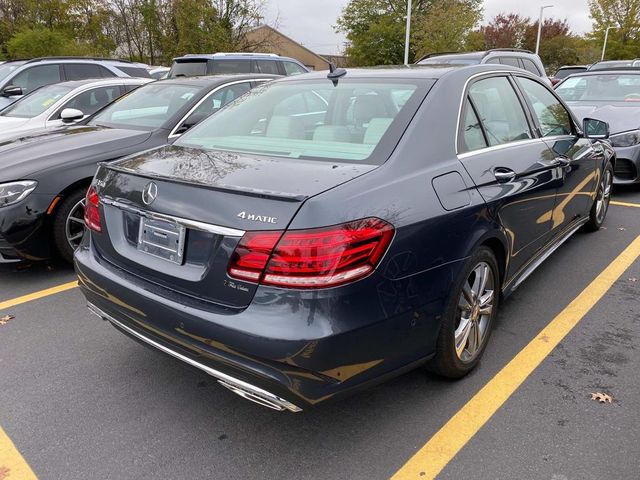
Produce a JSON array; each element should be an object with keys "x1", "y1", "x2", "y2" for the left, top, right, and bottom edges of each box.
[
  {"x1": 555, "y1": 68, "x2": 586, "y2": 79},
  {"x1": 556, "y1": 74, "x2": 640, "y2": 102},
  {"x1": 0, "y1": 62, "x2": 25, "y2": 83},
  {"x1": 169, "y1": 60, "x2": 208, "y2": 78},
  {"x1": 1, "y1": 84, "x2": 74, "y2": 118},
  {"x1": 175, "y1": 78, "x2": 431, "y2": 164},
  {"x1": 419, "y1": 56, "x2": 480, "y2": 66},
  {"x1": 90, "y1": 83, "x2": 201, "y2": 129}
]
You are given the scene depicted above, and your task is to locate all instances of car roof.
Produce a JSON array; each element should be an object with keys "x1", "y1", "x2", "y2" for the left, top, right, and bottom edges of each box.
[
  {"x1": 172, "y1": 53, "x2": 297, "y2": 62},
  {"x1": 2, "y1": 57, "x2": 148, "y2": 67},
  {"x1": 565, "y1": 68, "x2": 640, "y2": 76},
  {"x1": 39, "y1": 77, "x2": 151, "y2": 90},
  {"x1": 151, "y1": 73, "x2": 282, "y2": 87},
  {"x1": 558, "y1": 65, "x2": 588, "y2": 70},
  {"x1": 273, "y1": 64, "x2": 528, "y2": 82}
]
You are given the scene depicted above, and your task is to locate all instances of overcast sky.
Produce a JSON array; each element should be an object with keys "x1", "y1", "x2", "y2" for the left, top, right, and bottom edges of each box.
[{"x1": 264, "y1": 0, "x2": 593, "y2": 55}]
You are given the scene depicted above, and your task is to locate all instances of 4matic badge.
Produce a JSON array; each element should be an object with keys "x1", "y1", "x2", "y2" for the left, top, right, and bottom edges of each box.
[{"x1": 237, "y1": 211, "x2": 278, "y2": 224}]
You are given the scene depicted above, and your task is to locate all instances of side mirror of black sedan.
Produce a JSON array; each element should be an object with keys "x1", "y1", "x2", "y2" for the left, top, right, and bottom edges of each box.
[
  {"x1": 1, "y1": 85, "x2": 23, "y2": 97},
  {"x1": 583, "y1": 118, "x2": 609, "y2": 139}
]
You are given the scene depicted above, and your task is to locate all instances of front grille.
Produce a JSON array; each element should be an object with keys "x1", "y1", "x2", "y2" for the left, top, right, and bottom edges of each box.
[{"x1": 614, "y1": 158, "x2": 637, "y2": 181}]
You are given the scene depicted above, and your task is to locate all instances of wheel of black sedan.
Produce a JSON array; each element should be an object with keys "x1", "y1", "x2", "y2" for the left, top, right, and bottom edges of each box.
[
  {"x1": 430, "y1": 246, "x2": 500, "y2": 378},
  {"x1": 585, "y1": 161, "x2": 613, "y2": 231},
  {"x1": 52, "y1": 187, "x2": 88, "y2": 264}
]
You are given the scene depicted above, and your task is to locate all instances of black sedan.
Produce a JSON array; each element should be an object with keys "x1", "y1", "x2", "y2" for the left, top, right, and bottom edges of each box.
[
  {"x1": 75, "y1": 65, "x2": 614, "y2": 411},
  {"x1": 0, "y1": 74, "x2": 278, "y2": 263}
]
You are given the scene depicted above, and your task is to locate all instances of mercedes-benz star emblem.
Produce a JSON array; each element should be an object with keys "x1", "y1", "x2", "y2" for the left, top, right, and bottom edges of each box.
[{"x1": 142, "y1": 181, "x2": 158, "y2": 206}]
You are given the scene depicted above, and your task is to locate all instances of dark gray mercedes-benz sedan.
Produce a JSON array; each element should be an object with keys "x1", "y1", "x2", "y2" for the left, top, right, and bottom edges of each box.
[{"x1": 75, "y1": 65, "x2": 614, "y2": 411}]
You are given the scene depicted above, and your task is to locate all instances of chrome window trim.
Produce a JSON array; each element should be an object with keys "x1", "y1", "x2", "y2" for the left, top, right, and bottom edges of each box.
[
  {"x1": 167, "y1": 78, "x2": 273, "y2": 139},
  {"x1": 457, "y1": 138, "x2": 542, "y2": 159},
  {"x1": 101, "y1": 197, "x2": 246, "y2": 237},
  {"x1": 455, "y1": 70, "x2": 544, "y2": 157}
]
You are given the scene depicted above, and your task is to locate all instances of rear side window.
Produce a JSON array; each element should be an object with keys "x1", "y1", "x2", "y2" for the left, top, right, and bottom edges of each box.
[
  {"x1": 283, "y1": 61, "x2": 307, "y2": 76},
  {"x1": 468, "y1": 76, "x2": 532, "y2": 146},
  {"x1": 209, "y1": 59, "x2": 251, "y2": 74},
  {"x1": 254, "y1": 60, "x2": 280, "y2": 75},
  {"x1": 170, "y1": 60, "x2": 208, "y2": 77},
  {"x1": 117, "y1": 66, "x2": 152, "y2": 78},
  {"x1": 459, "y1": 98, "x2": 488, "y2": 153},
  {"x1": 65, "y1": 63, "x2": 103, "y2": 80},
  {"x1": 522, "y1": 59, "x2": 542, "y2": 76},
  {"x1": 516, "y1": 77, "x2": 573, "y2": 137},
  {"x1": 184, "y1": 82, "x2": 253, "y2": 125},
  {"x1": 10, "y1": 65, "x2": 62, "y2": 94}
]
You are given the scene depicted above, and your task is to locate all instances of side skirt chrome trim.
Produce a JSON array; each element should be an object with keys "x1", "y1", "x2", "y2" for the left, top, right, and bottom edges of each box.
[
  {"x1": 509, "y1": 218, "x2": 588, "y2": 291},
  {"x1": 87, "y1": 302, "x2": 302, "y2": 412}
]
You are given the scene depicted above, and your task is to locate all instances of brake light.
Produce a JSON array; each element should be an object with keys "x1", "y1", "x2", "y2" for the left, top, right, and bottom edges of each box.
[
  {"x1": 227, "y1": 218, "x2": 394, "y2": 288},
  {"x1": 84, "y1": 185, "x2": 102, "y2": 232}
]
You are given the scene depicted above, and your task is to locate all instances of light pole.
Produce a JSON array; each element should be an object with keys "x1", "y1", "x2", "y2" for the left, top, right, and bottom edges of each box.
[
  {"x1": 535, "y1": 5, "x2": 553, "y2": 55},
  {"x1": 601, "y1": 26, "x2": 616, "y2": 61},
  {"x1": 404, "y1": 0, "x2": 412, "y2": 65}
]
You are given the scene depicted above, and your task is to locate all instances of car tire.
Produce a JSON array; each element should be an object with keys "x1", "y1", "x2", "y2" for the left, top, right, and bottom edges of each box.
[
  {"x1": 429, "y1": 246, "x2": 500, "y2": 378},
  {"x1": 584, "y1": 161, "x2": 613, "y2": 232},
  {"x1": 52, "y1": 187, "x2": 88, "y2": 264}
]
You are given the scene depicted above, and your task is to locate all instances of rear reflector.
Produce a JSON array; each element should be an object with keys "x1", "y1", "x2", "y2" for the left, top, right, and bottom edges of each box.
[
  {"x1": 84, "y1": 185, "x2": 102, "y2": 232},
  {"x1": 227, "y1": 218, "x2": 394, "y2": 288}
]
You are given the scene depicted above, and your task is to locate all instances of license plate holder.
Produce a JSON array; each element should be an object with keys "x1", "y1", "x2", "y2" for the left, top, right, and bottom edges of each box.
[{"x1": 137, "y1": 217, "x2": 186, "y2": 265}]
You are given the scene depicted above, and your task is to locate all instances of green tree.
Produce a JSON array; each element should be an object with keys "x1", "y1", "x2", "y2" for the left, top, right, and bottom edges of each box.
[{"x1": 7, "y1": 28, "x2": 72, "y2": 57}]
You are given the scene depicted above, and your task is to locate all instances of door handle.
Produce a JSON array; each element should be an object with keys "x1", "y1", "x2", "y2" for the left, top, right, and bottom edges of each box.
[
  {"x1": 493, "y1": 167, "x2": 516, "y2": 183},
  {"x1": 552, "y1": 156, "x2": 571, "y2": 167}
]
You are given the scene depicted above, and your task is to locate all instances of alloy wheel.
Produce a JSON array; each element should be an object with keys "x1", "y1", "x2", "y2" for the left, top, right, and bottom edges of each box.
[
  {"x1": 595, "y1": 168, "x2": 612, "y2": 224},
  {"x1": 65, "y1": 198, "x2": 86, "y2": 251},
  {"x1": 455, "y1": 262, "x2": 495, "y2": 363}
]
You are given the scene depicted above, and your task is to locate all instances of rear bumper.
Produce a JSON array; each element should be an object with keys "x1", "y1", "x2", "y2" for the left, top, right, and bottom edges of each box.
[{"x1": 74, "y1": 239, "x2": 452, "y2": 410}]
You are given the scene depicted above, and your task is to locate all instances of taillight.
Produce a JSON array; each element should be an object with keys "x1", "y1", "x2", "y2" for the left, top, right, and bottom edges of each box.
[
  {"x1": 228, "y1": 218, "x2": 394, "y2": 288},
  {"x1": 84, "y1": 185, "x2": 102, "y2": 232}
]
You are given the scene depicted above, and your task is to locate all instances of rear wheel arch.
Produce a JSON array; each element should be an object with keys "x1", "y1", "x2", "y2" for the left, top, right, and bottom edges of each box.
[{"x1": 478, "y1": 236, "x2": 507, "y2": 288}]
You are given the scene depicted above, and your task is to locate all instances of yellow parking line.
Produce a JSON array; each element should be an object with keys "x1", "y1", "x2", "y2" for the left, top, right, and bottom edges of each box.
[
  {"x1": 0, "y1": 281, "x2": 78, "y2": 312},
  {"x1": 392, "y1": 234, "x2": 640, "y2": 480},
  {"x1": 0, "y1": 426, "x2": 37, "y2": 479},
  {"x1": 611, "y1": 200, "x2": 640, "y2": 208}
]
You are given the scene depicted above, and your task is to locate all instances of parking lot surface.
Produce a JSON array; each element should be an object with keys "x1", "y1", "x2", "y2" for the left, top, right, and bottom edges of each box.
[{"x1": 1, "y1": 188, "x2": 639, "y2": 480}]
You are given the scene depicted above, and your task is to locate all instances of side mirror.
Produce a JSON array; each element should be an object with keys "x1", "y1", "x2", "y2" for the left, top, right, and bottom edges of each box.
[
  {"x1": 60, "y1": 108, "x2": 84, "y2": 124},
  {"x1": 583, "y1": 118, "x2": 609, "y2": 139},
  {"x1": 1, "y1": 85, "x2": 23, "y2": 97}
]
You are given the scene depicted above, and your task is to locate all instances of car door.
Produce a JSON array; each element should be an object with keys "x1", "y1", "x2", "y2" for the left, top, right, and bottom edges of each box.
[
  {"x1": 514, "y1": 75, "x2": 599, "y2": 235},
  {"x1": 457, "y1": 74, "x2": 560, "y2": 280},
  {"x1": 46, "y1": 85, "x2": 123, "y2": 128}
]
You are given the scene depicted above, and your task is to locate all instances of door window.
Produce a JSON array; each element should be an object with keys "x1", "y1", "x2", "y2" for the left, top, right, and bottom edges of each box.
[
  {"x1": 178, "y1": 82, "x2": 252, "y2": 132},
  {"x1": 521, "y1": 59, "x2": 542, "y2": 76},
  {"x1": 53, "y1": 86, "x2": 121, "y2": 119},
  {"x1": 499, "y1": 57, "x2": 520, "y2": 67},
  {"x1": 64, "y1": 63, "x2": 103, "y2": 80},
  {"x1": 254, "y1": 60, "x2": 280, "y2": 75},
  {"x1": 10, "y1": 65, "x2": 62, "y2": 94},
  {"x1": 283, "y1": 61, "x2": 307, "y2": 76},
  {"x1": 459, "y1": 98, "x2": 488, "y2": 153},
  {"x1": 209, "y1": 59, "x2": 251, "y2": 74},
  {"x1": 468, "y1": 76, "x2": 532, "y2": 146},
  {"x1": 517, "y1": 77, "x2": 573, "y2": 137}
]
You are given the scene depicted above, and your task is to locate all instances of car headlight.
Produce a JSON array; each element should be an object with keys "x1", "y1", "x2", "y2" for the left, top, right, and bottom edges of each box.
[
  {"x1": 0, "y1": 181, "x2": 38, "y2": 207},
  {"x1": 610, "y1": 129, "x2": 640, "y2": 147}
]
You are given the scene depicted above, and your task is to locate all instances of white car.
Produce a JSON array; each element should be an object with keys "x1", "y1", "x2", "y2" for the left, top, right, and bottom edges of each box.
[{"x1": 0, "y1": 77, "x2": 152, "y2": 141}]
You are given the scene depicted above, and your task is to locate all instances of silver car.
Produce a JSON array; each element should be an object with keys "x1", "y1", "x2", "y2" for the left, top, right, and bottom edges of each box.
[
  {"x1": 556, "y1": 70, "x2": 640, "y2": 185},
  {"x1": 0, "y1": 77, "x2": 151, "y2": 142}
]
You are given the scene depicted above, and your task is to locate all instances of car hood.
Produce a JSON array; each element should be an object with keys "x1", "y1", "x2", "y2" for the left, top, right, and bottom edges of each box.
[
  {"x1": 567, "y1": 102, "x2": 640, "y2": 135},
  {"x1": 0, "y1": 126, "x2": 153, "y2": 182},
  {"x1": 111, "y1": 145, "x2": 377, "y2": 201}
]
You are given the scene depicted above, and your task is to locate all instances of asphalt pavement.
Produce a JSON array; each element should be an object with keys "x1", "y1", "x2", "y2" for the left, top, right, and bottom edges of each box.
[{"x1": 1, "y1": 187, "x2": 639, "y2": 480}]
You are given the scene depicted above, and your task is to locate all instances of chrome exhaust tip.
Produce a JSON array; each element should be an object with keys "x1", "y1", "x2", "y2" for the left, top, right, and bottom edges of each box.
[{"x1": 86, "y1": 302, "x2": 303, "y2": 412}]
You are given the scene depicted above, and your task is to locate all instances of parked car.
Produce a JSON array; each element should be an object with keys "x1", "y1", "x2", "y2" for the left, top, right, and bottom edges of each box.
[
  {"x1": 0, "y1": 57, "x2": 151, "y2": 109},
  {"x1": 148, "y1": 66, "x2": 170, "y2": 80},
  {"x1": 556, "y1": 69, "x2": 640, "y2": 184},
  {"x1": 168, "y1": 53, "x2": 309, "y2": 78},
  {"x1": 0, "y1": 77, "x2": 151, "y2": 142},
  {"x1": 74, "y1": 64, "x2": 614, "y2": 412},
  {"x1": 550, "y1": 65, "x2": 588, "y2": 86},
  {"x1": 417, "y1": 49, "x2": 550, "y2": 84},
  {"x1": 0, "y1": 74, "x2": 279, "y2": 264}
]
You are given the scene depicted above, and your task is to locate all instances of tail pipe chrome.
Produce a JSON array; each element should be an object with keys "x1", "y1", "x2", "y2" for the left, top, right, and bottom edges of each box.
[{"x1": 87, "y1": 302, "x2": 302, "y2": 412}]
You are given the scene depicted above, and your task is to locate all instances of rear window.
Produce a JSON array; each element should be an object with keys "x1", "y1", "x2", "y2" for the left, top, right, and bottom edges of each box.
[
  {"x1": 169, "y1": 60, "x2": 208, "y2": 77},
  {"x1": 117, "y1": 66, "x2": 152, "y2": 78},
  {"x1": 209, "y1": 59, "x2": 251, "y2": 74},
  {"x1": 419, "y1": 56, "x2": 481, "y2": 66},
  {"x1": 175, "y1": 78, "x2": 432, "y2": 165},
  {"x1": 555, "y1": 68, "x2": 586, "y2": 79}
]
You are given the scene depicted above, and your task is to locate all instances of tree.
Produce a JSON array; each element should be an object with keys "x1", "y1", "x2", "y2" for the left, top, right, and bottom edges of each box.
[
  {"x1": 481, "y1": 13, "x2": 530, "y2": 49},
  {"x1": 7, "y1": 28, "x2": 73, "y2": 57},
  {"x1": 336, "y1": 0, "x2": 482, "y2": 66},
  {"x1": 589, "y1": 0, "x2": 640, "y2": 45}
]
